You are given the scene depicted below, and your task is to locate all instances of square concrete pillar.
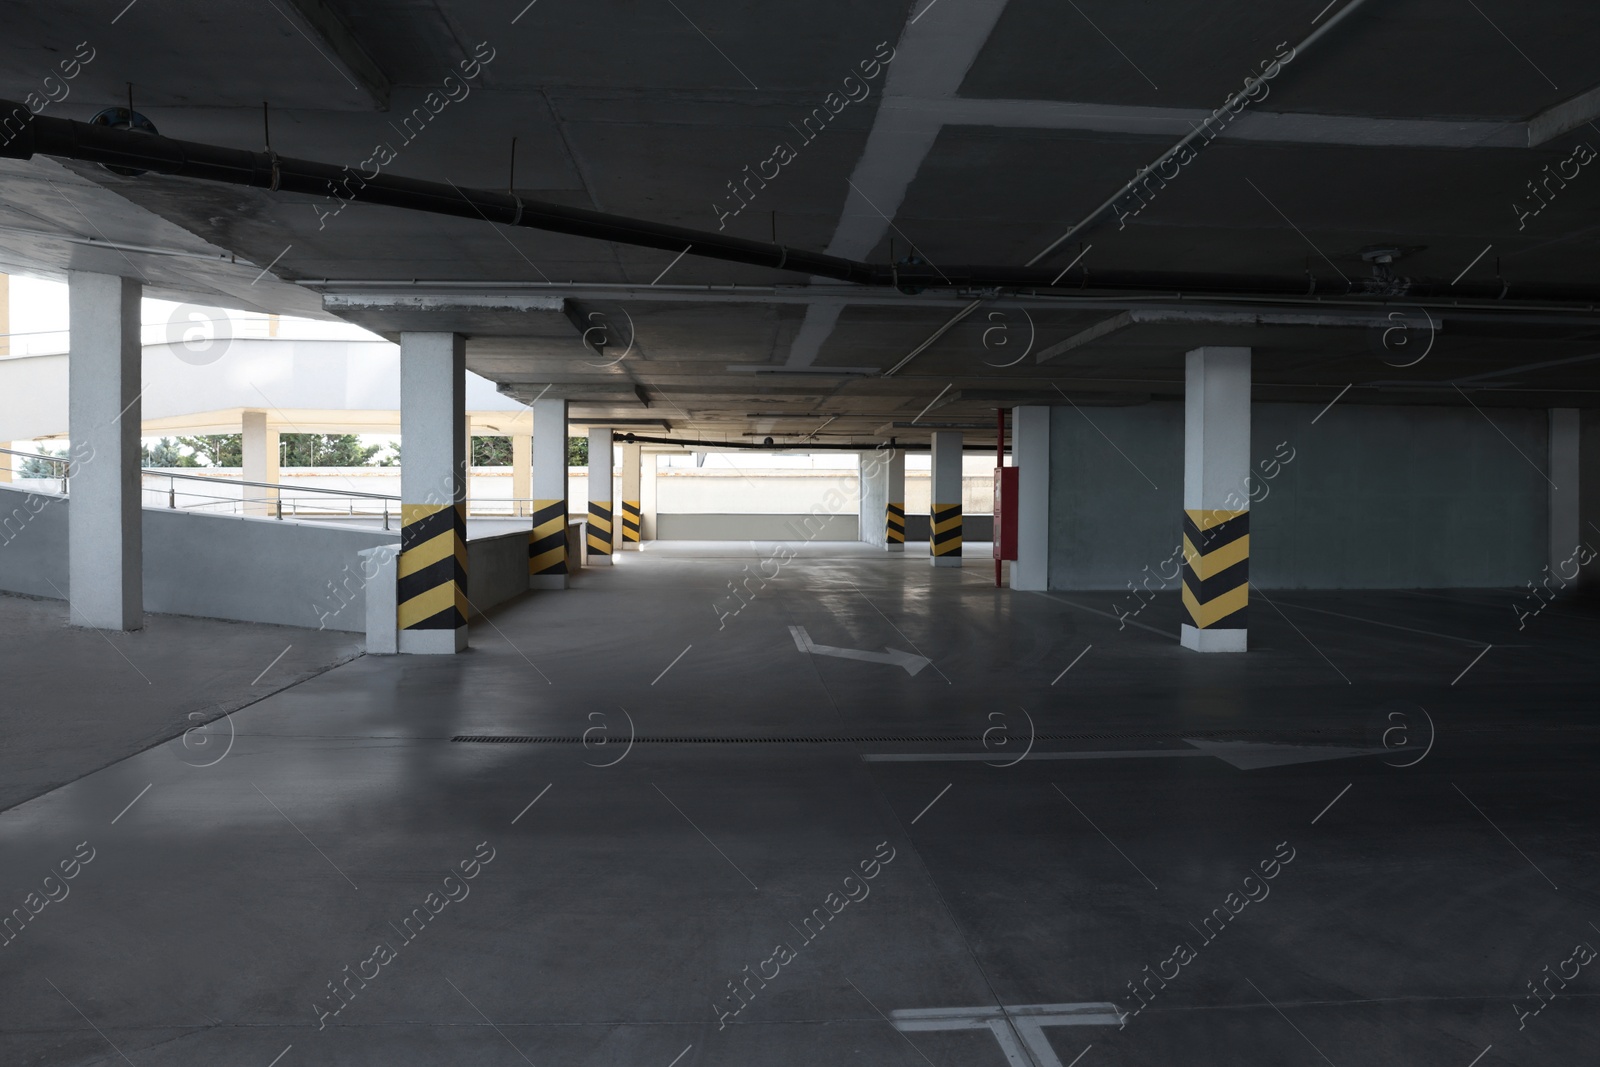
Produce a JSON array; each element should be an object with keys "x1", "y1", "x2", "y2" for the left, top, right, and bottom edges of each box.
[
  {"x1": 241, "y1": 409, "x2": 279, "y2": 517},
  {"x1": 930, "y1": 431, "x2": 963, "y2": 566},
  {"x1": 620, "y1": 441, "x2": 642, "y2": 549},
  {"x1": 528, "y1": 398, "x2": 569, "y2": 588},
  {"x1": 586, "y1": 426, "x2": 614, "y2": 565},
  {"x1": 67, "y1": 271, "x2": 142, "y2": 630},
  {"x1": 1550, "y1": 408, "x2": 1580, "y2": 571},
  {"x1": 1010, "y1": 406, "x2": 1050, "y2": 590},
  {"x1": 857, "y1": 445, "x2": 905, "y2": 550},
  {"x1": 640, "y1": 449, "x2": 658, "y2": 541},
  {"x1": 1181, "y1": 347, "x2": 1251, "y2": 653},
  {"x1": 398, "y1": 332, "x2": 467, "y2": 654},
  {"x1": 511, "y1": 432, "x2": 532, "y2": 517}
]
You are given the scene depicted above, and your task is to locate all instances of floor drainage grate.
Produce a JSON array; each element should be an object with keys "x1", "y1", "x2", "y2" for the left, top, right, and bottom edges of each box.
[{"x1": 449, "y1": 728, "x2": 1345, "y2": 745}]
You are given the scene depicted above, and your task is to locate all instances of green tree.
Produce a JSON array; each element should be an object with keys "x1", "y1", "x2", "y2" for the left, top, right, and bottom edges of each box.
[
  {"x1": 471, "y1": 436, "x2": 513, "y2": 466},
  {"x1": 280, "y1": 434, "x2": 383, "y2": 467},
  {"x1": 140, "y1": 437, "x2": 189, "y2": 467},
  {"x1": 177, "y1": 434, "x2": 241, "y2": 467},
  {"x1": 568, "y1": 436, "x2": 588, "y2": 466},
  {"x1": 20, "y1": 445, "x2": 66, "y2": 478}
]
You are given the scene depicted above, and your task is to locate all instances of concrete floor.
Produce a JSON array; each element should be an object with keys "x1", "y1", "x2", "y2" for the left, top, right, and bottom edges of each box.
[{"x1": 2, "y1": 550, "x2": 1597, "y2": 1066}]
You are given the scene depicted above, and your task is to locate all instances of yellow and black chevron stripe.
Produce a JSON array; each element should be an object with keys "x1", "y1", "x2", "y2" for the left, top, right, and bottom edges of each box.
[
  {"x1": 528, "y1": 498, "x2": 567, "y2": 576},
  {"x1": 587, "y1": 501, "x2": 613, "y2": 556},
  {"x1": 621, "y1": 499, "x2": 641, "y2": 543},
  {"x1": 931, "y1": 502, "x2": 962, "y2": 557},
  {"x1": 885, "y1": 501, "x2": 905, "y2": 544},
  {"x1": 398, "y1": 502, "x2": 467, "y2": 631},
  {"x1": 1182, "y1": 508, "x2": 1248, "y2": 629}
]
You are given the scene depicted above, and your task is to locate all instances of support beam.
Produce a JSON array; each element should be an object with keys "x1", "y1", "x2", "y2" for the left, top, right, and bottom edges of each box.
[
  {"x1": 620, "y1": 441, "x2": 642, "y2": 549},
  {"x1": 398, "y1": 332, "x2": 467, "y2": 654},
  {"x1": 930, "y1": 432, "x2": 963, "y2": 567},
  {"x1": 1010, "y1": 407, "x2": 1050, "y2": 590},
  {"x1": 241, "y1": 410, "x2": 278, "y2": 517},
  {"x1": 528, "y1": 398, "x2": 569, "y2": 588},
  {"x1": 280, "y1": 0, "x2": 392, "y2": 110},
  {"x1": 67, "y1": 273, "x2": 142, "y2": 629},
  {"x1": 586, "y1": 426, "x2": 614, "y2": 566},
  {"x1": 1181, "y1": 347, "x2": 1251, "y2": 653},
  {"x1": 1550, "y1": 408, "x2": 1580, "y2": 570}
]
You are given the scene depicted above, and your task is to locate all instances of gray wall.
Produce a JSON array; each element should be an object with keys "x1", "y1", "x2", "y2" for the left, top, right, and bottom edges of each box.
[
  {"x1": 1049, "y1": 402, "x2": 1549, "y2": 590},
  {"x1": 0, "y1": 485, "x2": 69, "y2": 598},
  {"x1": 144, "y1": 510, "x2": 397, "y2": 630},
  {"x1": 465, "y1": 530, "x2": 531, "y2": 617},
  {"x1": 655, "y1": 513, "x2": 860, "y2": 541}
]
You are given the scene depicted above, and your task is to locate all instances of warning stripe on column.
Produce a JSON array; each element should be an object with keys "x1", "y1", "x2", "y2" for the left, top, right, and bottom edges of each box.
[
  {"x1": 885, "y1": 501, "x2": 905, "y2": 543},
  {"x1": 398, "y1": 502, "x2": 467, "y2": 630},
  {"x1": 528, "y1": 498, "x2": 567, "y2": 575},
  {"x1": 621, "y1": 500, "x2": 641, "y2": 543},
  {"x1": 587, "y1": 501, "x2": 613, "y2": 556},
  {"x1": 1181, "y1": 508, "x2": 1248, "y2": 629},
  {"x1": 931, "y1": 503, "x2": 962, "y2": 557}
]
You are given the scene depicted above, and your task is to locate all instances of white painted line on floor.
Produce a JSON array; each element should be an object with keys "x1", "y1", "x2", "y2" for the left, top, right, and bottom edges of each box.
[
  {"x1": 665, "y1": 1043, "x2": 694, "y2": 1067},
  {"x1": 111, "y1": 783, "x2": 152, "y2": 825},
  {"x1": 1451, "y1": 645, "x2": 1492, "y2": 685},
  {"x1": 790, "y1": 625, "x2": 931, "y2": 675},
  {"x1": 652, "y1": 644, "x2": 693, "y2": 685},
  {"x1": 1311, "y1": 783, "x2": 1353, "y2": 825},
  {"x1": 1464, "y1": 1044, "x2": 1492, "y2": 1067},
  {"x1": 265, "y1": 1044, "x2": 293, "y2": 1067},
  {"x1": 891, "y1": 1002, "x2": 1122, "y2": 1067},
  {"x1": 911, "y1": 783, "x2": 952, "y2": 824},
  {"x1": 866, "y1": 739, "x2": 1386, "y2": 770},
  {"x1": 1052, "y1": 644, "x2": 1092, "y2": 684},
  {"x1": 252, "y1": 644, "x2": 293, "y2": 685},
  {"x1": 511, "y1": 783, "x2": 553, "y2": 825}
]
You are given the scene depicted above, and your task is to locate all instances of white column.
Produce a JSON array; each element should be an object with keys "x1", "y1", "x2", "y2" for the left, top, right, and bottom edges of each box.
[
  {"x1": 511, "y1": 433, "x2": 532, "y2": 517},
  {"x1": 640, "y1": 449, "x2": 658, "y2": 541},
  {"x1": 67, "y1": 272, "x2": 142, "y2": 630},
  {"x1": 241, "y1": 409, "x2": 278, "y2": 516},
  {"x1": 1011, "y1": 406, "x2": 1051, "y2": 590},
  {"x1": 620, "y1": 441, "x2": 642, "y2": 549},
  {"x1": 398, "y1": 332, "x2": 467, "y2": 654},
  {"x1": 858, "y1": 448, "x2": 887, "y2": 548},
  {"x1": 529, "y1": 397, "x2": 569, "y2": 588},
  {"x1": 1550, "y1": 408, "x2": 1580, "y2": 571},
  {"x1": 930, "y1": 431, "x2": 963, "y2": 567},
  {"x1": 1181, "y1": 346, "x2": 1251, "y2": 653},
  {"x1": 585, "y1": 426, "x2": 614, "y2": 565},
  {"x1": 886, "y1": 448, "x2": 905, "y2": 552}
]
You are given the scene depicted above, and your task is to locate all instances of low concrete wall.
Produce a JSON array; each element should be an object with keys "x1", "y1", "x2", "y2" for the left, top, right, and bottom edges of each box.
[
  {"x1": 655, "y1": 513, "x2": 860, "y2": 541},
  {"x1": 465, "y1": 530, "x2": 530, "y2": 617},
  {"x1": 0, "y1": 484, "x2": 69, "y2": 598},
  {"x1": 144, "y1": 509, "x2": 397, "y2": 631},
  {"x1": 0, "y1": 485, "x2": 408, "y2": 632}
]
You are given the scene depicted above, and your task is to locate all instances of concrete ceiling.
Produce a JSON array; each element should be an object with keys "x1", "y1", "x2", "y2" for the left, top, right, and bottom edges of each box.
[{"x1": 4, "y1": 0, "x2": 1600, "y2": 443}]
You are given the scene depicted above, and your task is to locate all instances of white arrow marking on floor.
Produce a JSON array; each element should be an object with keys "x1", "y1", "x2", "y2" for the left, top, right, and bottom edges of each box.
[
  {"x1": 892, "y1": 1002, "x2": 1121, "y2": 1067},
  {"x1": 863, "y1": 738, "x2": 1386, "y2": 770},
  {"x1": 789, "y1": 625, "x2": 930, "y2": 676}
]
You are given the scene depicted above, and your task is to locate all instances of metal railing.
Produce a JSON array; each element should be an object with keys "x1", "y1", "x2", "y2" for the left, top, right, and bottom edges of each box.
[{"x1": 1, "y1": 446, "x2": 555, "y2": 528}]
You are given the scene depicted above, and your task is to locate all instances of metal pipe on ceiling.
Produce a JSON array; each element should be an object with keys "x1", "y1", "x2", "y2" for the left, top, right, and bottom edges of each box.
[{"x1": 4, "y1": 101, "x2": 1599, "y2": 306}]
